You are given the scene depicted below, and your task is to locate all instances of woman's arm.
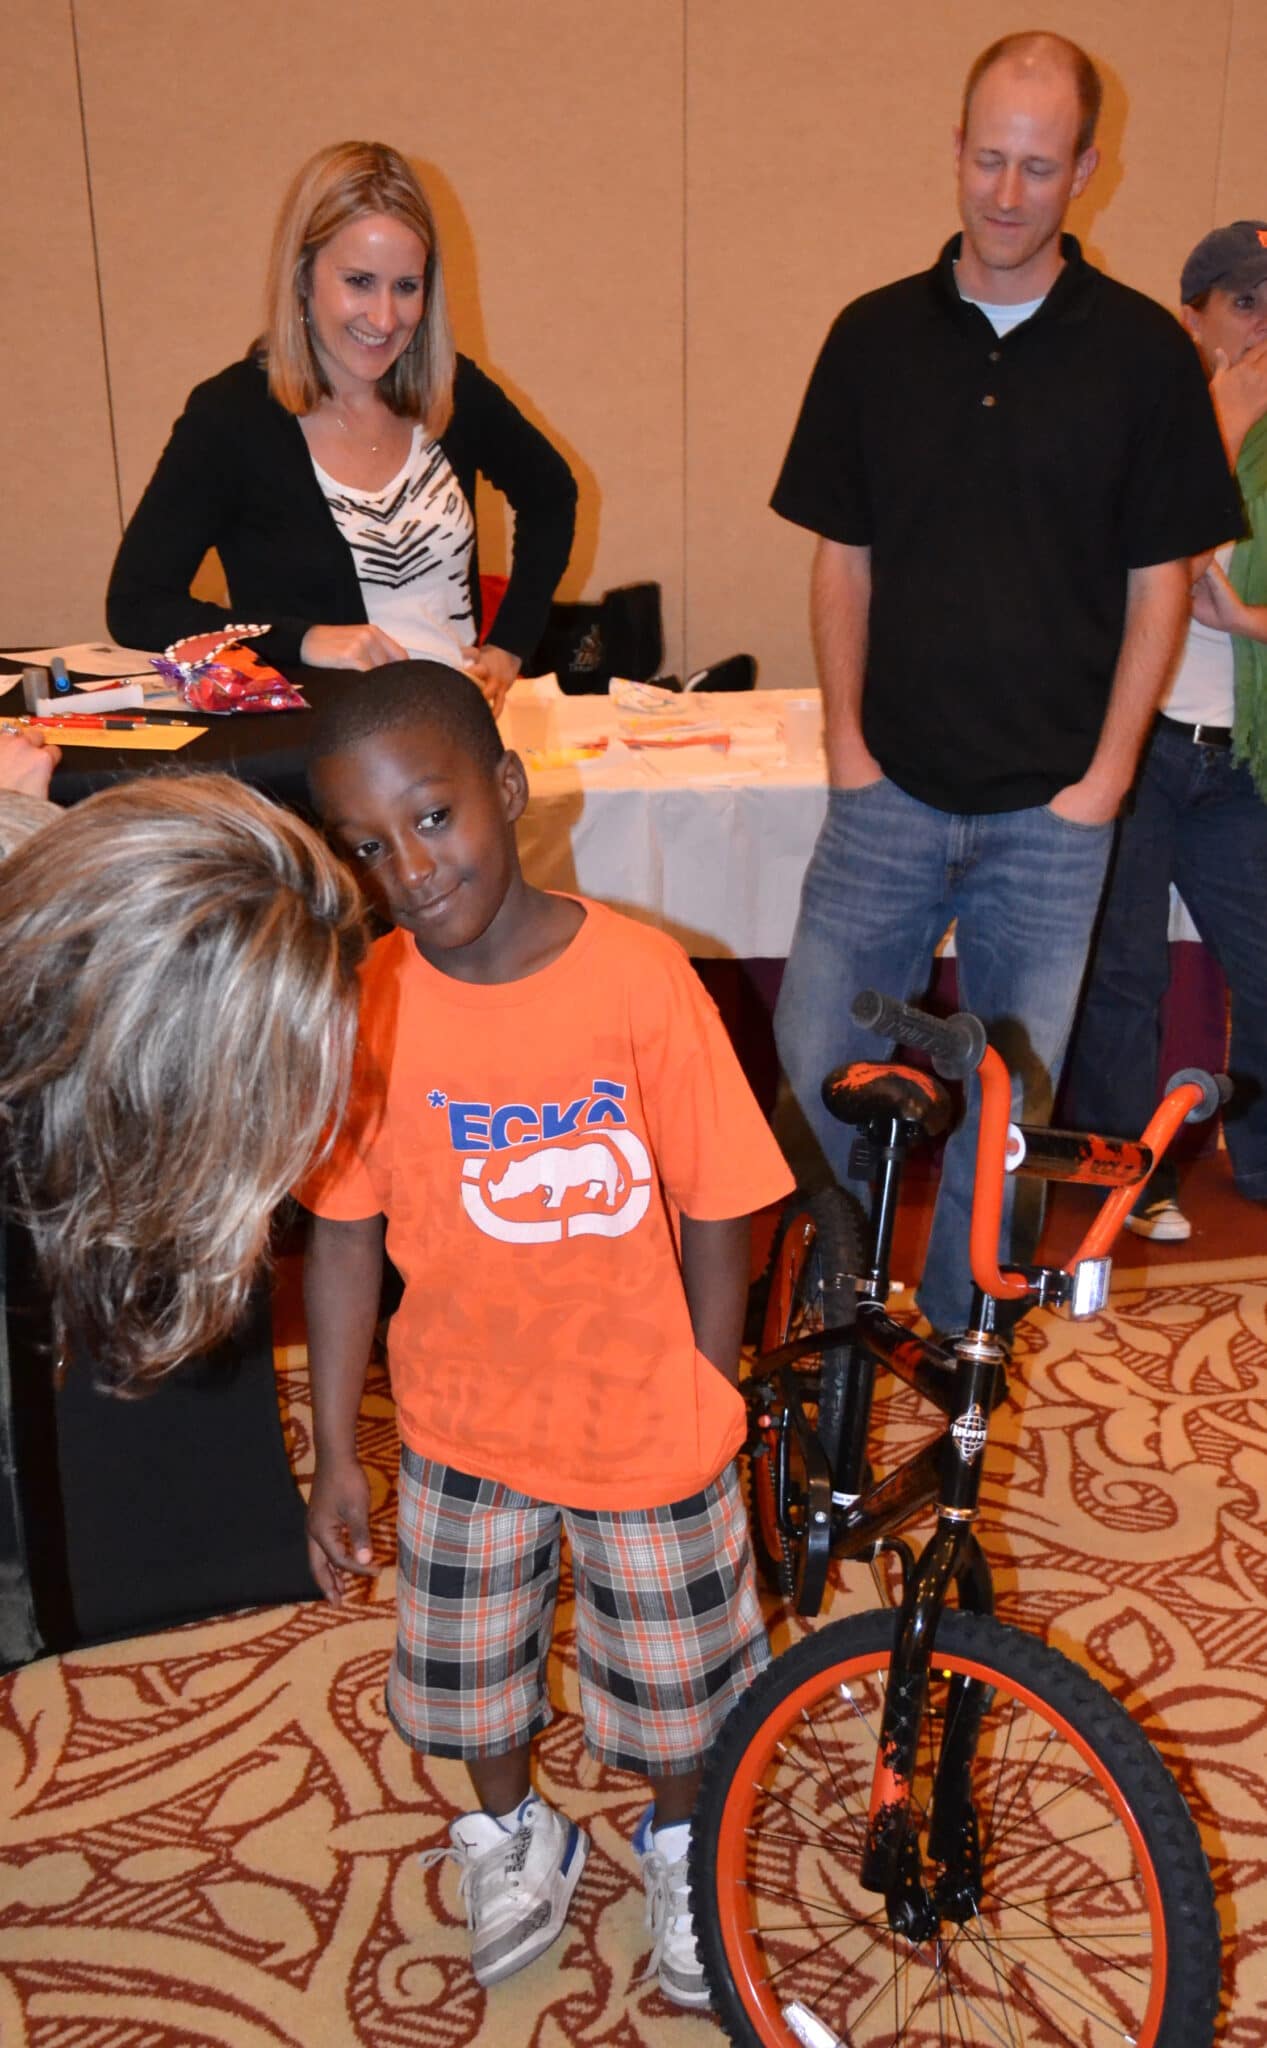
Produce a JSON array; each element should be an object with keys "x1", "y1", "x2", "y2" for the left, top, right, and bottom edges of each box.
[
  {"x1": 1191, "y1": 561, "x2": 1267, "y2": 644},
  {"x1": 106, "y1": 378, "x2": 257, "y2": 653},
  {"x1": 448, "y1": 357, "x2": 578, "y2": 666},
  {"x1": 106, "y1": 365, "x2": 366, "y2": 665}
]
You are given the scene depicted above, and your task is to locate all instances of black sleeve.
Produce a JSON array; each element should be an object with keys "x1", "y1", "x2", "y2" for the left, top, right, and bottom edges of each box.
[
  {"x1": 451, "y1": 358, "x2": 577, "y2": 660},
  {"x1": 770, "y1": 309, "x2": 872, "y2": 545},
  {"x1": 105, "y1": 376, "x2": 317, "y2": 665},
  {"x1": 1119, "y1": 327, "x2": 1246, "y2": 568}
]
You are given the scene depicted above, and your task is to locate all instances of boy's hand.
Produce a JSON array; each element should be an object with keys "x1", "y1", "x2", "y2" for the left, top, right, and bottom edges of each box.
[{"x1": 306, "y1": 1458, "x2": 376, "y2": 1603}]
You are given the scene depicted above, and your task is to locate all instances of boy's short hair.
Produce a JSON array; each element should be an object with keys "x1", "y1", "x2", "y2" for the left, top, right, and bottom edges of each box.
[{"x1": 307, "y1": 661, "x2": 506, "y2": 787}]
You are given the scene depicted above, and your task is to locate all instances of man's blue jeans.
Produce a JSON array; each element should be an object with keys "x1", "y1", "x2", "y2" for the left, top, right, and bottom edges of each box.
[
  {"x1": 774, "y1": 778, "x2": 1112, "y2": 1335},
  {"x1": 1063, "y1": 721, "x2": 1267, "y2": 1205}
]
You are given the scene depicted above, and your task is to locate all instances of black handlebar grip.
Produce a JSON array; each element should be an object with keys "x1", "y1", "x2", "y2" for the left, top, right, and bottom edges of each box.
[
  {"x1": 1164, "y1": 1068, "x2": 1233, "y2": 1123},
  {"x1": 851, "y1": 990, "x2": 988, "y2": 1081}
]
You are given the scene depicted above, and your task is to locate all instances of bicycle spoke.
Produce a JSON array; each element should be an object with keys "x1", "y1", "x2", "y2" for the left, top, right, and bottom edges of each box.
[
  {"x1": 956, "y1": 1911, "x2": 1144, "y2": 2042},
  {"x1": 696, "y1": 1609, "x2": 1219, "y2": 2047}
]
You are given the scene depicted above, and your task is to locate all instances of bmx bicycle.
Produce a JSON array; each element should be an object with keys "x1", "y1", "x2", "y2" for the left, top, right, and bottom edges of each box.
[{"x1": 690, "y1": 990, "x2": 1224, "y2": 2048}]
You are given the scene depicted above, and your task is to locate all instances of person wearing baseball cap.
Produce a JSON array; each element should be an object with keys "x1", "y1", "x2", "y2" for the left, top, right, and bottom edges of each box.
[
  {"x1": 1065, "y1": 222, "x2": 1267, "y2": 1238},
  {"x1": 1180, "y1": 219, "x2": 1267, "y2": 309}
]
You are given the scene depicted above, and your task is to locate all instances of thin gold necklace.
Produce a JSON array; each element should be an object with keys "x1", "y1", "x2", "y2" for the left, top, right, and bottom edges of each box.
[{"x1": 333, "y1": 406, "x2": 381, "y2": 455}]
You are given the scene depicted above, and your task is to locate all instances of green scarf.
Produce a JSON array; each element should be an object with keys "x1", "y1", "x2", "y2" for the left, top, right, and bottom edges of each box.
[{"x1": 1229, "y1": 411, "x2": 1267, "y2": 800}]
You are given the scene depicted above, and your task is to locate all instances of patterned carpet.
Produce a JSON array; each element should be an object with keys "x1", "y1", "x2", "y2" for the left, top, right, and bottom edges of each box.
[{"x1": 2, "y1": 1254, "x2": 1265, "y2": 2046}]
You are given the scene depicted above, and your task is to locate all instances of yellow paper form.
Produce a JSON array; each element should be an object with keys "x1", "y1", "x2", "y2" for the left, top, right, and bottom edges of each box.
[{"x1": 3, "y1": 723, "x2": 208, "y2": 751}]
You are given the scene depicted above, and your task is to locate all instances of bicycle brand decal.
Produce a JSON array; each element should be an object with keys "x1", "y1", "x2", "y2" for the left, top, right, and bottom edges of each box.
[{"x1": 950, "y1": 1402, "x2": 988, "y2": 1464}]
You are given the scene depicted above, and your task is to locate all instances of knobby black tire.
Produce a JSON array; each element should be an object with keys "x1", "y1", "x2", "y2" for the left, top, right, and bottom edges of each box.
[
  {"x1": 691, "y1": 1607, "x2": 1219, "y2": 2048},
  {"x1": 744, "y1": 1186, "x2": 865, "y2": 1597}
]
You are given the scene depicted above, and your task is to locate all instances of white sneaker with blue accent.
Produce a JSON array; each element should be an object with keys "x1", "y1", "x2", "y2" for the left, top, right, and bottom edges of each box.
[
  {"x1": 633, "y1": 1806, "x2": 711, "y2": 2008},
  {"x1": 422, "y1": 1795, "x2": 589, "y2": 1988}
]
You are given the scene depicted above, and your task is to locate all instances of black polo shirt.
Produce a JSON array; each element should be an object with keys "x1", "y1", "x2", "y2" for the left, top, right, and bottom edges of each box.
[{"x1": 772, "y1": 235, "x2": 1243, "y2": 812}]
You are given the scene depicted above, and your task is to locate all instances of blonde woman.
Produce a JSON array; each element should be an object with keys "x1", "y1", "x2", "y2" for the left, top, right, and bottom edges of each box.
[
  {"x1": 0, "y1": 774, "x2": 366, "y2": 1388},
  {"x1": 107, "y1": 142, "x2": 576, "y2": 715}
]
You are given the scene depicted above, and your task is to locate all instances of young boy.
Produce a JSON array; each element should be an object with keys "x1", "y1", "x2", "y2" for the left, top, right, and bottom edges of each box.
[{"x1": 298, "y1": 663, "x2": 793, "y2": 2006}]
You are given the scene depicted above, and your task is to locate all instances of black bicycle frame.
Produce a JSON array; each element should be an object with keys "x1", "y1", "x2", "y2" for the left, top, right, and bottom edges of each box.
[{"x1": 769, "y1": 1113, "x2": 1010, "y2": 1910}]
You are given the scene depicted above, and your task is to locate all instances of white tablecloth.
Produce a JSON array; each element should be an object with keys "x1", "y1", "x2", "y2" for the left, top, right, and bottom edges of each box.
[
  {"x1": 506, "y1": 691, "x2": 826, "y2": 958},
  {"x1": 505, "y1": 688, "x2": 1199, "y2": 960}
]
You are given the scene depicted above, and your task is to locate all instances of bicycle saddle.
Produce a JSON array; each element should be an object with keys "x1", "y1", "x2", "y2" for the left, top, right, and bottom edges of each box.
[{"x1": 822, "y1": 1060, "x2": 953, "y2": 1137}]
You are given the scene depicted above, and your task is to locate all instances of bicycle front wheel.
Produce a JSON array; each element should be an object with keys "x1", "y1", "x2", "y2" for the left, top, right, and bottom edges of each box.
[{"x1": 692, "y1": 1608, "x2": 1219, "y2": 2048}]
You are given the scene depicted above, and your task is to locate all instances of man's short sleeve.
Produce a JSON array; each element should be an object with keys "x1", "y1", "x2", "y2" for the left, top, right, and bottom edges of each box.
[
  {"x1": 771, "y1": 309, "x2": 872, "y2": 544},
  {"x1": 1119, "y1": 330, "x2": 1245, "y2": 568},
  {"x1": 631, "y1": 940, "x2": 795, "y2": 1222}
]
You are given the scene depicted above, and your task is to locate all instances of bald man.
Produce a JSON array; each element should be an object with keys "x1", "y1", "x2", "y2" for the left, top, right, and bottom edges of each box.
[{"x1": 771, "y1": 33, "x2": 1241, "y2": 1338}]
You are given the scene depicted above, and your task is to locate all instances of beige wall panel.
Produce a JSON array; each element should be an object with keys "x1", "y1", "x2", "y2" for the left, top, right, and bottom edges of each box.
[
  {"x1": 0, "y1": 3, "x2": 119, "y2": 643},
  {"x1": 685, "y1": 0, "x2": 1234, "y2": 690},
  {"x1": 1214, "y1": 0, "x2": 1267, "y2": 223},
  {"x1": 75, "y1": 0, "x2": 685, "y2": 663}
]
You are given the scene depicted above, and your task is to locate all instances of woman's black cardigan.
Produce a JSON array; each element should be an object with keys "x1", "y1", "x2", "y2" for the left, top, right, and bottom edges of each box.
[{"x1": 106, "y1": 352, "x2": 577, "y2": 667}]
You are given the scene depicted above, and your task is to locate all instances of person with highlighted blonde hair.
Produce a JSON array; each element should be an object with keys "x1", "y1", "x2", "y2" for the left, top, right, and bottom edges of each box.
[
  {"x1": 0, "y1": 774, "x2": 366, "y2": 1389},
  {"x1": 107, "y1": 141, "x2": 576, "y2": 715}
]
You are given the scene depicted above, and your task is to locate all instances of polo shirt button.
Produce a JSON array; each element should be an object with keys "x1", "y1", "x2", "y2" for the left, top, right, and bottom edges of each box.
[
  {"x1": 988, "y1": 350, "x2": 1002, "y2": 362},
  {"x1": 982, "y1": 393, "x2": 997, "y2": 407}
]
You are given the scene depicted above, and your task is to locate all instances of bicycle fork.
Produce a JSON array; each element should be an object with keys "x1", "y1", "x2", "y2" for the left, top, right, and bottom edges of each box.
[{"x1": 860, "y1": 1314, "x2": 1006, "y2": 1939}]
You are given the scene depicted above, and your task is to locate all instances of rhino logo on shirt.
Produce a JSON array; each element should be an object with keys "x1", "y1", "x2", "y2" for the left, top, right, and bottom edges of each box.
[
  {"x1": 460, "y1": 1128, "x2": 652, "y2": 1244},
  {"x1": 487, "y1": 1142, "x2": 622, "y2": 1209}
]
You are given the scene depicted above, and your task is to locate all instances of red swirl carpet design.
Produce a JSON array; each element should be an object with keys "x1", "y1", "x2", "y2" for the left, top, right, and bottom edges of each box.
[{"x1": 2, "y1": 1254, "x2": 1265, "y2": 2044}]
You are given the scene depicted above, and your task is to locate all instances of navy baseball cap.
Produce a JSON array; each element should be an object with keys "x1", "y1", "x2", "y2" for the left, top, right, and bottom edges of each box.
[{"x1": 1180, "y1": 220, "x2": 1267, "y2": 304}]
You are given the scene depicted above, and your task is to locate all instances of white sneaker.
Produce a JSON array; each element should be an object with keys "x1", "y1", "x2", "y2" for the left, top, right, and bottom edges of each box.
[
  {"x1": 633, "y1": 1807, "x2": 710, "y2": 2009},
  {"x1": 1125, "y1": 1197, "x2": 1192, "y2": 1242},
  {"x1": 421, "y1": 1795, "x2": 589, "y2": 1988}
]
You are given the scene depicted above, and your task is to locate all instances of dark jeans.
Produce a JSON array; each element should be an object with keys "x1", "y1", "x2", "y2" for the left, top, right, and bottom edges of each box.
[
  {"x1": 774, "y1": 778, "x2": 1112, "y2": 1334},
  {"x1": 1064, "y1": 720, "x2": 1267, "y2": 1204}
]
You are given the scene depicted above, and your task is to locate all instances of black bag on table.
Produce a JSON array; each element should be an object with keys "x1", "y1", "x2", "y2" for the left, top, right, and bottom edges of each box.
[{"x1": 529, "y1": 582, "x2": 663, "y2": 694}]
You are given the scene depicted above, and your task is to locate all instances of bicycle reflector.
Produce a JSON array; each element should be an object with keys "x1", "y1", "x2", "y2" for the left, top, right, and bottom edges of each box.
[{"x1": 1069, "y1": 1257, "x2": 1112, "y2": 1319}]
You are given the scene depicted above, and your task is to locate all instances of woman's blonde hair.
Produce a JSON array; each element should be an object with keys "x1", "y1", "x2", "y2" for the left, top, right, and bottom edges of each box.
[
  {"x1": 264, "y1": 139, "x2": 455, "y2": 433},
  {"x1": 0, "y1": 776, "x2": 367, "y2": 1390}
]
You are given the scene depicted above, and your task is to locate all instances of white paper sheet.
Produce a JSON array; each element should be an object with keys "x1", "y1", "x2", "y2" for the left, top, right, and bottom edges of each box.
[{"x1": 13, "y1": 640, "x2": 161, "y2": 676}]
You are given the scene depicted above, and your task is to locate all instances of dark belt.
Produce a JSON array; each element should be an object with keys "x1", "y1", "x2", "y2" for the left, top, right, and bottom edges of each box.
[{"x1": 1158, "y1": 713, "x2": 1232, "y2": 748}]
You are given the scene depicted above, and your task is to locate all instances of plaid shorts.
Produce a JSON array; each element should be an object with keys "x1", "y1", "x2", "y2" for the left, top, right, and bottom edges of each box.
[{"x1": 387, "y1": 1449, "x2": 769, "y2": 1773}]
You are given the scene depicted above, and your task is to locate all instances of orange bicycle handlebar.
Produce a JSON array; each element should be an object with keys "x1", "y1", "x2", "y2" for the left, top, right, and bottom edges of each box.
[
  {"x1": 968, "y1": 1044, "x2": 1031, "y2": 1300},
  {"x1": 1064, "y1": 1082, "x2": 1206, "y2": 1270},
  {"x1": 852, "y1": 990, "x2": 1225, "y2": 1304},
  {"x1": 967, "y1": 1052, "x2": 1214, "y2": 1296}
]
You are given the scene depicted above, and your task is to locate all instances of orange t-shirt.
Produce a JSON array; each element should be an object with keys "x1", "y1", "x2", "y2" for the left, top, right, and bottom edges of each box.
[{"x1": 299, "y1": 899, "x2": 794, "y2": 1509}]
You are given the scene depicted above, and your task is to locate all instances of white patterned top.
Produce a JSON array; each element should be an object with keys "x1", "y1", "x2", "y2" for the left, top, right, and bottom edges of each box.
[{"x1": 311, "y1": 427, "x2": 476, "y2": 665}]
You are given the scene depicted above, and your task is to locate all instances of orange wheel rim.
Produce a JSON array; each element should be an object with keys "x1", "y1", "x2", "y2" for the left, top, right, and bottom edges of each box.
[{"x1": 711, "y1": 1642, "x2": 1172, "y2": 2048}]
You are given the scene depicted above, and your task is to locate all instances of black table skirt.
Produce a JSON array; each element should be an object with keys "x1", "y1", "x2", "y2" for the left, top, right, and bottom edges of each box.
[{"x1": 2, "y1": 1218, "x2": 315, "y2": 1666}]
